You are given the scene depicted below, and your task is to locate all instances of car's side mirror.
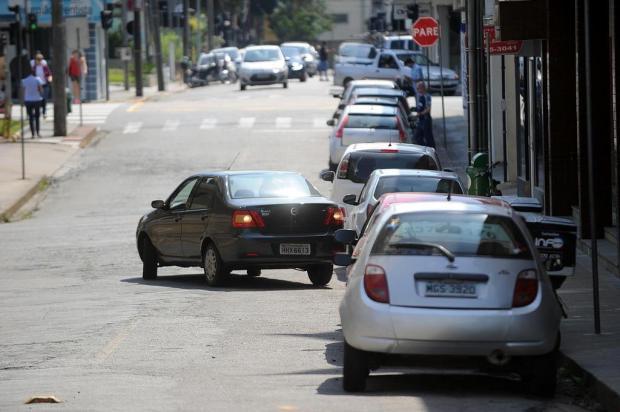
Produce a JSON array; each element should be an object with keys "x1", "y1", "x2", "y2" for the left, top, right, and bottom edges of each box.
[
  {"x1": 342, "y1": 194, "x2": 358, "y2": 205},
  {"x1": 326, "y1": 119, "x2": 335, "y2": 127},
  {"x1": 319, "y1": 169, "x2": 335, "y2": 182},
  {"x1": 333, "y1": 252, "x2": 352, "y2": 267},
  {"x1": 334, "y1": 229, "x2": 357, "y2": 245},
  {"x1": 151, "y1": 200, "x2": 165, "y2": 209}
]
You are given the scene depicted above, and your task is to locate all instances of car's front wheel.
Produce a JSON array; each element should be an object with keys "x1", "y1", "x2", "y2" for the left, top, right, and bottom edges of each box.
[
  {"x1": 307, "y1": 263, "x2": 333, "y2": 286},
  {"x1": 283, "y1": 82, "x2": 288, "y2": 89},
  {"x1": 203, "y1": 243, "x2": 227, "y2": 286},
  {"x1": 520, "y1": 350, "x2": 558, "y2": 397},
  {"x1": 141, "y1": 236, "x2": 158, "y2": 280},
  {"x1": 343, "y1": 341, "x2": 369, "y2": 392},
  {"x1": 240, "y1": 83, "x2": 246, "y2": 91}
]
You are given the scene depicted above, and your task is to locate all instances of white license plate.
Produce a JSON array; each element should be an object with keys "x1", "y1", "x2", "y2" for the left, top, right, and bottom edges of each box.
[
  {"x1": 279, "y1": 243, "x2": 311, "y2": 256},
  {"x1": 425, "y1": 281, "x2": 477, "y2": 298}
]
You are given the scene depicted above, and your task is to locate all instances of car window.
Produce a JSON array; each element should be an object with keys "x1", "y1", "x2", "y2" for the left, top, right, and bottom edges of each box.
[
  {"x1": 339, "y1": 44, "x2": 376, "y2": 59},
  {"x1": 371, "y1": 212, "x2": 532, "y2": 259},
  {"x1": 346, "y1": 152, "x2": 435, "y2": 183},
  {"x1": 228, "y1": 173, "x2": 321, "y2": 199},
  {"x1": 244, "y1": 49, "x2": 281, "y2": 62},
  {"x1": 189, "y1": 178, "x2": 217, "y2": 210},
  {"x1": 378, "y1": 54, "x2": 399, "y2": 69},
  {"x1": 358, "y1": 181, "x2": 371, "y2": 203},
  {"x1": 373, "y1": 176, "x2": 463, "y2": 199},
  {"x1": 169, "y1": 178, "x2": 199, "y2": 210},
  {"x1": 346, "y1": 114, "x2": 396, "y2": 129}
]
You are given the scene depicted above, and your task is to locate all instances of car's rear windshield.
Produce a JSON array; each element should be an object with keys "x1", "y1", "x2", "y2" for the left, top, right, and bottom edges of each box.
[
  {"x1": 389, "y1": 40, "x2": 416, "y2": 50},
  {"x1": 345, "y1": 114, "x2": 396, "y2": 129},
  {"x1": 346, "y1": 152, "x2": 438, "y2": 183},
  {"x1": 228, "y1": 173, "x2": 320, "y2": 199},
  {"x1": 371, "y1": 212, "x2": 532, "y2": 259},
  {"x1": 374, "y1": 176, "x2": 463, "y2": 198},
  {"x1": 281, "y1": 46, "x2": 306, "y2": 56},
  {"x1": 339, "y1": 44, "x2": 376, "y2": 59},
  {"x1": 244, "y1": 49, "x2": 281, "y2": 62}
]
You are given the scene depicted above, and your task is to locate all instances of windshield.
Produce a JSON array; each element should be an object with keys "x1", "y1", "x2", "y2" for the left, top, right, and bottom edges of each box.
[
  {"x1": 339, "y1": 44, "x2": 376, "y2": 59},
  {"x1": 374, "y1": 176, "x2": 462, "y2": 198},
  {"x1": 345, "y1": 152, "x2": 438, "y2": 183},
  {"x1": 228, "y1": 173, "x2": 321, "y2": 199},
  {"x1": 346, "y1": 114, "x2": 396, "y2": 130},
  {"x1": 198, "y1": 54, "x2": 213, "y2": 65},
  {"x1": 244, "y1": 49, "x2": 282, "y2": 62},
  {"x1": 396, "y1": 53, "x2": 431, "y2": 66},
  {"x1": 372, "y1": 212, "x2": 532, "y2": 259},
  {"x1": 281, "y1": 46, "x2": 305, "y2": 57}
]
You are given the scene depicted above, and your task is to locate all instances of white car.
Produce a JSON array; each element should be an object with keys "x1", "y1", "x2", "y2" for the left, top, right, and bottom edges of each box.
[
  {"x1": 344, "y1": 169, "x2": 464, "y2": 234},
  {"x1": 320, "y1": 143, "x2": 441, "y2": 214},
  {"x1": 381, "y1": 34, "x2": 419, "y2": 51},
  {"x1": 239, "y1": 45, "x2": 288, "y2": 91},
  {"x1": 334, "y1": 199, "x2": 563, "y2": 395},
  {"x1": 327, "y1": 104, "x2": 416, "y2": 170},
  {"x1": 333, "y1": 79, "x2": 398, "y2": 100}
]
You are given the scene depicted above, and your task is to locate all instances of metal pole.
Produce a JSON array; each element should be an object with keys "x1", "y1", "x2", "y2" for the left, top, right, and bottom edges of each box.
[
  {"x1": 501, "y1": 55, "x2": 507, "y2": 182},
  {"x1": 438, "y1": 32, "x2": 447, "y2": 148},
  {"x1": 122, "y1": 0, "x2": 129, "y2": 90},
  {"x1": 207, "y1": 0, "x2": 214, "y2": 50},
  {"x1": 182, "y1": 0, "x2": 190, "y2": 57},
  {"x1": 466, "y1": 0, "x2": 479, "y2": 156},
  {"x1": 583, "y1": 0, "x2": 601, "y2": 334},
  {"x1": 150, "y1": 0, "x2": 165, "y2": 91},
  {"x1": 425, "y1": 48, "x2": 430, "y2": 89},
  {"x1": 76, "y1": 28, "x2": 82, "y2": 126},
  {"x1": 14, "y1": 8, "x2": 24, "y2": 179},
  {"x1": 134, "y1": 6, "x2": 143, "y2": 97},
  {"x1": 51, "y1": 0, "x2": 67, "y2": 137},
  {"x1": 486, "y1": 30, "x2": 492, "y2": 166},
  {"x1": 104, "y1": 28, "x2": 110, "y2": 101}
]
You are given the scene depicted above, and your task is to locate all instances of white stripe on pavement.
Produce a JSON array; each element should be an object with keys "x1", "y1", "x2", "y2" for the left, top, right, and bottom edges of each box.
[
  {"x1": 239, "y1": 117, "x2": 255, "y2": 128},
  {"x1": 275, "y1": 117, "x2": 292, "y2": 128},
  {"x1": 313, "y1": 118, "x2": 328, "y2": 128},
  {"x1": 163, "y1": 120, "x2": 180, "y2": 132},
  {"x1": 200, "y1": 118, "x2": 217, "y2": 129},
  {"x1": 123, "y1": 122, "x2": 142, "y2": 134}
]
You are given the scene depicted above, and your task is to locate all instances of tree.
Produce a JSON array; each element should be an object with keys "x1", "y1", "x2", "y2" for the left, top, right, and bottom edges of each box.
[{"x1": 269, "y1": 0, "x2": 332, "y2": 42}]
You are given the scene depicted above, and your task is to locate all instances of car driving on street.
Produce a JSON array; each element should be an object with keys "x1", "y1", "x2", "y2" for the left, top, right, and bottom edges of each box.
[
  {"x1": 136, "y1": 171, "x2": 343, "y2": 286},
  {"x1": 334, "y1": 198, "x2": 563, "y2": 395},
  {"x1": 239, "y1": 45, "x2": 289, "y2": 90}
]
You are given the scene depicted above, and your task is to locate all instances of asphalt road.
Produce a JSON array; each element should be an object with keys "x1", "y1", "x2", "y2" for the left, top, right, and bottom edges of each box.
[{"x1": 0, "y1": 79, "x2": 591, "y2": 411}]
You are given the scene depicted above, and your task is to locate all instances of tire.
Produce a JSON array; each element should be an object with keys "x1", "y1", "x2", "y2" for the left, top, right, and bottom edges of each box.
[
  {"x1": 203, "y1": 243, "x2": 227, "y2": 286},
  {"x1": 240, "y1": 83, "x2": 246, "y2": 91},
  {"x1": 247, "y1": 269, "x2": 261, "y2": 277},
  {"x1": 343, "y1": 77, "x2": 353, "y2": 87},
  {"x1": 328, "y1": 161, "x2": 338, "y2": 172},
  {"x1": 521, "y1": 351, "x2": 558, "y2": 398},
  {"x1": 300, "y1": 73, "x2": 307, "y2": 82},
  {"x1": 283, "y1": 82, "x2": 288, "y2": 89},
  {"x1": 343, "y1": 341, "x2": 369, "y2": 392},
  {"x1": 307, "y1": 263, "x2": 333, "y2": 286},
  {"x1": 141, "y1": 236, "x2": 158, "y2": 280}
]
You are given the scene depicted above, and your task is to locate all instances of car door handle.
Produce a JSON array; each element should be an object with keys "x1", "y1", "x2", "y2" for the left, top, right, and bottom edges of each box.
[{"x1": 201, "y1": 215, "x2": 209, "y2": 221}]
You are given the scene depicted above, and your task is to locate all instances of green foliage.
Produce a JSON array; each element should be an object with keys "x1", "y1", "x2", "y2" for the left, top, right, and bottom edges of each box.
[
  {"x1": 269, "y1": 0, "x2": 332, "y2": 42},
  {"x1": 160, "y1": 29, "x2": 183, "y2": 61}
]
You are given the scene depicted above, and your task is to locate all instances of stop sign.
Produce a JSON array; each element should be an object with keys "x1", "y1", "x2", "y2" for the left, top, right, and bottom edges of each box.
[{"x1": 412, "y1": 17, "x2": 439, "y2": 47}]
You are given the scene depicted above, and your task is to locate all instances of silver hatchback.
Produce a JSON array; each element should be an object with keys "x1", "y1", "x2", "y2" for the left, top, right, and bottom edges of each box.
[{"x1": 335, "y1": 199, "x2": 563, "y2": 395}]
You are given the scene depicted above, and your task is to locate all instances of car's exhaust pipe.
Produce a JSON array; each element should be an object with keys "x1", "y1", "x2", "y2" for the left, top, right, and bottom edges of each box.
[{"x1": 487, "y1": 349, "x2": 511, "y2": 366}]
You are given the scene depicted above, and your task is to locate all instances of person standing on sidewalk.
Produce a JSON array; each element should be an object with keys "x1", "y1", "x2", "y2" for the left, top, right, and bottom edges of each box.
[
  {"x1": 413, "y1": 81, "x2": 435, "y2": 148},
  {"x1": 22, "y1": 71, "x2": 43, "y2": 138},
  {"x1": 31, "y1": 53, "x2": 52, "y2": 119},
  {"x1": 68, "y1": 50, "x2": 87, "y2": 104},
  {"x1": 318, "y1": 42, "x2": 329, "y2": 81}
]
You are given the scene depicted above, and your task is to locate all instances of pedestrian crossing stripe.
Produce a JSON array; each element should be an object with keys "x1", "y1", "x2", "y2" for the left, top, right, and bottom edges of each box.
[
  {"x1": 123, "y1": 122, "x2": 142, "y2": 134},
  {"x1": 163, "y1": 120, "x2": 180, "y2": 131},
  {"x1": 275, "y1": 117, "x2": 292, "y2": 128},
  {"x1": 239, "y1": 117, "x2": 255, "y2": 128},
  {"x1": 200, "y1": 118, "x2": 217, "y2": 129}
]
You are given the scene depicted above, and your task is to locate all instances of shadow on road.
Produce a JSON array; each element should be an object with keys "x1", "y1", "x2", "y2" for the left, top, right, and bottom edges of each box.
[{"x1": 122, "y1": 272, "x2": 329, "y2": 292}]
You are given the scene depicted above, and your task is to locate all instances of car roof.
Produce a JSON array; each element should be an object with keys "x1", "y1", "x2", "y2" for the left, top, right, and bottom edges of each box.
[
  {"x1": 348, "y1": 79, "x2": 397, "y2": 88},
  {"x1": 370, "y1": 168, "x2": 459, "y2": 179},
  {"x1": 344, "y1": 142, "x2": 434, "y2": 156},
  {"x1": 385, "y1": 199, "x2": 515, "y2": 218},
  {"x1": 246, "y1": 45, "x2": 280, "y2": 50},
  {"x1": 376, "y1": 193, "x2": 510, "y2": 214},
  {"x1": 191, "y1": 170, "x2": 303, "y2": 178},
  {"x1": 384, "y1": 35, "x2": 412, "y2": 40},
  {"x1": 352, "y1": 87, "x2": 405, "y2": 97},
  {"x1": 345, "y1": 104, "x2": 398, "y2": 115},
  {"x1": 281, "y1": 42, "x2": 311, "y2": 47},
  {"x1": 352, "y1": 97, "x2": 399, "y2": 106}
]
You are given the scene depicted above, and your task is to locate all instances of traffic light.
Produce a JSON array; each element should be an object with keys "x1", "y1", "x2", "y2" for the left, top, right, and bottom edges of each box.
[
  {"x1": 27, "y1": 13, "x2": 37, "y2": 31},
  {"x1": 407, "y1": 4, "x2": 419, "y2": 21},
  {"x1": 101, "y1": 10, "x2": 113, "y2": 30},
  {"x1": 126, "y1": 20, "x2": 134, "y2": 36}
]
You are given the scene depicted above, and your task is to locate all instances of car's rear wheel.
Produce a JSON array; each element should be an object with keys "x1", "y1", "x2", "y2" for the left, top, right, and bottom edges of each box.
[
  {"x1": 283, "y1": 82, "x2": 288, "y2": 89},
  {"x1": 204, "y1": 243, "x2": 227, "y2": 286},
  {"x1": 307, "y1": 263, "x2": 333, "y2": 286},
  {"x1": 521, "y1": 350, "x2": 558, "y2": 397},
  {"x1": 240, "y1": 83, "x2": 246, "y2": 91},
  {"x1": 300, "y1": 73, "x2": 307, "y2": 82},
  {"x1": 141, "y1": 236, "x2": 158, "y2": 280},
  {"x1": 343, "y1": 341, "x2": 369, "y2": 392},
  {"x1": 247, "y1": 269, "x2": 261, "y2": 277}
]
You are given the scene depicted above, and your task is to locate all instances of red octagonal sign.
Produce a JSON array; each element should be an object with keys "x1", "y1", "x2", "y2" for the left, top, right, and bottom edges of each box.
[{"x1": 412, "y1": 17, "x2": 439, "y2": 47}]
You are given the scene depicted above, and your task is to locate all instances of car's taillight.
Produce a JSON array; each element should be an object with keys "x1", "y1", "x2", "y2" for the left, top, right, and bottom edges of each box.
[
  {"x1": 512, "y1": 269, "x2": 538, "y2": 307},
  {"x1": 337, "y1": 155, "x2": 350, "y2": 179},
  {"x1": 396, "y1": 117, "x2": 406, "y2": 142},
  {"x1": 335, "y1": 115, "x2": 348, "y2": 138},
  {"x1": 364, "y1": 264, "x2": 389, "y2": 303},
  {"x1": 232, "y1": 210, "x2": 265, "y2": 229},
  {"x1": 324, "y1": 206, "x2": 345, "y2": 227}
]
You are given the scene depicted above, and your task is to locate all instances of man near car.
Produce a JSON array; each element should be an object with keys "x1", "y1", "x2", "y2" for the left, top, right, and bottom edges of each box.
[
  {"x1": 405, "y1": 58, "x2": 424, "y2": 96},
  {"x1": 414, "y1": 81, "x2": 435, "y2": 148}
]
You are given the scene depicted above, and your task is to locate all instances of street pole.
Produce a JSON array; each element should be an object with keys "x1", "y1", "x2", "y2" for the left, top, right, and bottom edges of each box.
[
  {"x1": 104, "y1": 28, "x2": 110, "y2": 101},
  {"x1": 134, "y1": 5, "x2": 143, "y2": 97},
  {"x1": 122, "y1": 0, "x2": 129, "y2": 90},
  {"x1": 182, "y1": 0, "x2": 190, "y2": 58},
  {"x1": 51, "y1": 0, "x2": 67, "y2": 137},
  {"x1": 12, "y1": 6, "x2": 25, "y2": 179},
  {"x1": 149, "y1": 0, "x2": 165, "y2": 91},
  {"x1": 207, "y1": 0, "x2": 214, "y2": 50},
  {"x1": 438, "y1": 32, "x2": 447, "y2": 148},
  {"x1": 466, "y1": 0, "x2": 480, "y2": 156}
]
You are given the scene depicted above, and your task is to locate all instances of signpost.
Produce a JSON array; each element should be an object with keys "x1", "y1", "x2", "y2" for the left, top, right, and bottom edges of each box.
[{"x1": 412, "y1": 17, "x2": 447, "y2": 148}]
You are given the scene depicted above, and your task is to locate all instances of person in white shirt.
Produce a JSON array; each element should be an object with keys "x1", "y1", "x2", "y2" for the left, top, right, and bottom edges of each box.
[
  {"x1": 31, "y1": 53, "x2": 52, "y2": 119},
  {"x1": 22, "y1": 72, "x2": 43, "y2": 138}
]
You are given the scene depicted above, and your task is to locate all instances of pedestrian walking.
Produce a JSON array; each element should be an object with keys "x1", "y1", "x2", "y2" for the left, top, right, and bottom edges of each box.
[
  {"x1": 68, "y1": 50, "x2": 87, "y2": 104},
  {"x1": 413, "y1": 81, "x2": 435, "y2": 148},
  {"x1": 22, "y1": 71, "x2": 43, "y2": 138},
  {"x1": 405, "y1": 58, "x2": 424, "y2": 96},
  {"x1": 318, "y1": 42, "x2": 329, "y2": 81},
  {"x1": 31, "y1": 53, "x2": 52, "y2": 119}
]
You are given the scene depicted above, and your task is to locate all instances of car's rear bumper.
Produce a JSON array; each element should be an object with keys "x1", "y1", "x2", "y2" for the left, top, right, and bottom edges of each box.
[
  {"x1": 217, "y1": 232, "x2": 338, "y2": 269},
  {"x1": 287, "y1": 69, "x2": 305, "y2": 79}
]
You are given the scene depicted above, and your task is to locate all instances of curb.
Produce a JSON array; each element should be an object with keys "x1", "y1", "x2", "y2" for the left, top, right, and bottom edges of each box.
[
  {"x1": 0, "y1": 176, "x2": 47, "y2": 222},
  {"x1": 559, "y1": 351, "x2": 620, "y2": 411}
]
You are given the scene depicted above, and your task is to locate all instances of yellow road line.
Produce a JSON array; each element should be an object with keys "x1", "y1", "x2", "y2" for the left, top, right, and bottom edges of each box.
[
  {"x1": 127, "y1": 100, "x2": 145, "y2": 112},
  {"x1": 94, "y1": 321, "x2": 138, "y2": 362}
]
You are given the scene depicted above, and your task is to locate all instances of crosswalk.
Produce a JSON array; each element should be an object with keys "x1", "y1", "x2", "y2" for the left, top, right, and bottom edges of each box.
[
  {"x1": 119, "y1": 116, "x2": 330, "y2": 135},
  {"x1": 10, "y1": 102, "x2": 122, "y2": 125}
]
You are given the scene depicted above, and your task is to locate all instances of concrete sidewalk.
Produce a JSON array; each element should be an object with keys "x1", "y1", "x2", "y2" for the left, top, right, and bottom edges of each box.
[{"x1": 436, "y1": 96, "x2": 620, "y2": 411}]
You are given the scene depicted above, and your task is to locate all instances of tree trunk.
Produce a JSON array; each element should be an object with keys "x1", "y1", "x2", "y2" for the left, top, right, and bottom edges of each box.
[{"x1": 51, "y1": 0, "x2": 67, "y2": 136}]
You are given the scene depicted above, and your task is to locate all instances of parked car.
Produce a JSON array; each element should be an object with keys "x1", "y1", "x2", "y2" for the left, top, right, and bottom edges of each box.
[
  {"x1": 320, "y1": 142, "x2": 441, "y2": 211},
  {"x1": 334, "y1": 198, "x2": 563, "y2": 395},
  {"x1": 281, "y1": 42, "x2": 318, "y2": 77},
  {"x1": 239, "y1": 46, "x2": 288, "y2": 91},
  {"x1": 283, "y1": 54, "x2": 307, "y2": 82},
  {"x1": 326, "y1": 105, "x2": 416, "y2": 170},
  {"x1": 333, "y1": 86, "x2": 411, "y2": 121},
  {"x1": 136, "y1": 171, "x2": 344, "y2": 286},
  {"x1": 335, "y1": 42, "x2": 378, "y2": 66},
  {"x1": 332, "y1": 79, "x2": 398, "y2": 99},
  {"x1": 344, "y1": 169, "x2": 464, "y2": 234}
]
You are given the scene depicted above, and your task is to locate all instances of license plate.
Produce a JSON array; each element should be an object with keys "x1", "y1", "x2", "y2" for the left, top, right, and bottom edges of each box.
[
  {"x1": 425, "y1": 281, "x2": 477, "y2": 298},
  {"x1": 279, "y1": 243, "x2": 311, "y2": 256}
]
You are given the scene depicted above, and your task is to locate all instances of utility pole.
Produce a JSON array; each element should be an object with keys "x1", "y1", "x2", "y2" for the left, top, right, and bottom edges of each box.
[
  {"x1": 149, "y1": 0, "x2": 165, "y2": 91},
  {"x1": 207, "y1": 0, "x2": 214, "y2": 50},
  {"x1": 51, "y1": 0, "x2": 67, "y2": 137},
  {"x1": 182, "y1": 0, "x2": 190, "y2": 58},
  {"x1": 122, "y1": 0, "x2": 129, "y2": 90},
  {"x1": 134, "y1": 4, "x2": 143, "y2": 97},
  {"x1": 466, "y1": 0, "x2": 485, "y2": 155}
]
